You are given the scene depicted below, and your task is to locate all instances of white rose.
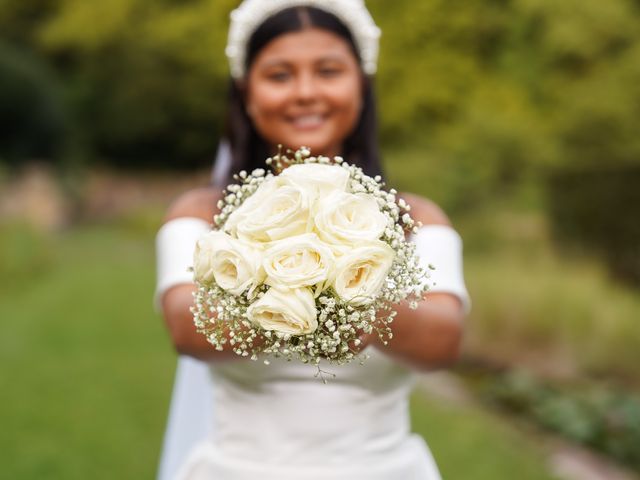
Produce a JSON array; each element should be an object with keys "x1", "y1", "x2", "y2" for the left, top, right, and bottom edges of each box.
[
  {"x1": 247, "y1": 287, "x2": 318, "y2": 335},
  {"x1": 230, "y1": 179, "x2": 312, "y2": 243},
  {"x1": 263, "y1": 233, "x2": 335, "y2": 290},
  {"x1": 314, "y1": 191, "x2": 389, "y2": 246},
  {"x1": 193, "y1": 230, "x2": 263, "y2": 295},
  {"x1": 224, "y1": 176, "x2": 279, "y2": 238},
  {"x1": 280, "y1": 163, "x2": 350, "y2": 196},
  {"x1": 331, "y1": 241, "x2": 396, "y2": 306}
]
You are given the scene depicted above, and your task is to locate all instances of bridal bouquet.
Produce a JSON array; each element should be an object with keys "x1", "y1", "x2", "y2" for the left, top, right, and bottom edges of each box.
[{"x1": 191, "y1": 148, "x2": 432, "y2": 370}]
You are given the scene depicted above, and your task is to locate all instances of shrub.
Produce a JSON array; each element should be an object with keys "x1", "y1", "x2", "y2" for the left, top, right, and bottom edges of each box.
[
  {"x1": 0, "y1": 42, "x2": 66, "y2": 165},
  {"x1": 546, "y1": 164, "x2": 640, "y2": 286},
  {"x1": 483, "y1": 370, "x2": 640, "y2": 471}
]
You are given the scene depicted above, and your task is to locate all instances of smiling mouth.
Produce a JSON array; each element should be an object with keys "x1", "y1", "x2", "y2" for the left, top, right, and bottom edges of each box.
[{"x1": 287, "y1": 114, "x2": 327, "y2": 130}]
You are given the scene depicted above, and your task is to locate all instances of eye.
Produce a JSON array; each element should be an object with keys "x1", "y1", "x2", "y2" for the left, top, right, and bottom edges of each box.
[
  {"x1": 318, "y1": 66, "x2": 343, "y2": 78},
  {"x1": 266, "y1": 70, "x2": 291, "y2": 82}
]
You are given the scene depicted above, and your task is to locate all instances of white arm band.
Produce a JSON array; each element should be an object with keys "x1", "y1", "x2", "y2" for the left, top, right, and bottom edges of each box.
[
  {"x1": 413, "y1": 225, "x2": 471, "y2": 313},
  {"x1": 155, "y1": 217, "x2": 211, "y2": 310}
]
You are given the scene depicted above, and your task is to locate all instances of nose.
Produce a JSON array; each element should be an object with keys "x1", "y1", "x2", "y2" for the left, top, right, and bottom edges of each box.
[{"x1": 293, "y1": 71, "x2": 318, "y2": 103}]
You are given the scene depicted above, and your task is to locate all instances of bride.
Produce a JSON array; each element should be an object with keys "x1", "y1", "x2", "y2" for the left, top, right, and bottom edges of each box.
[{"x1": 156, "y1": 1, "x2": 470, "y2": 478}]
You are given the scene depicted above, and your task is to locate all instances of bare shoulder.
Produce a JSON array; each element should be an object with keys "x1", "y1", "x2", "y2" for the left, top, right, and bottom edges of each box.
[
  {"x1": 163, "y1": 186, "x2": 223, "y2": 223},
  {"x1": 398, "y1": 192, "x2": 451, "y2": 227}
]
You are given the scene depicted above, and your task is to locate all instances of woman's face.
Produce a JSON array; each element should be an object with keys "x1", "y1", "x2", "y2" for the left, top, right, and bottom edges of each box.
[{"x1": 245, "y1": 28, "x2": 363, "y2": 158}]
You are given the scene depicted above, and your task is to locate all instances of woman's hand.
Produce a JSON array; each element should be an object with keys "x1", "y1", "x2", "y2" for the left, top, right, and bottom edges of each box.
[
  {"x1": 368, "y1": 294, "x2": 464, "y2": 372},
  {"x1": 363, "y1": 193, "x2": 466, "y2": 371}
]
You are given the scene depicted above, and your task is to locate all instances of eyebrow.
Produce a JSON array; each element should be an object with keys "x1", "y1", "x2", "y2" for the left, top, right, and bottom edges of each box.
[{"x1": 258, "y1": 54, "x2": 351, "y2": 70}]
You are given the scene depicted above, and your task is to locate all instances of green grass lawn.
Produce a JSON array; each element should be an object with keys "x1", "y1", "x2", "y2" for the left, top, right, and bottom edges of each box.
[
  {"x1": 0, "y1": 219, "x2": 563, "y2": 478},
  {"x1": 411, "y1": 393, "x2": 558, "y2": 480},
  {"x1": 0, "y1": 222, "x2": 174, "y2": 478}
]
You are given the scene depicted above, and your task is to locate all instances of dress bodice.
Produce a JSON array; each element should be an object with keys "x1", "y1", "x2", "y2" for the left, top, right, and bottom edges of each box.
[
  {"x1": 209, "y1": 347, "x2": 415, "y2": 465},
  {"x1": 174, "y1": 348, "x2": 441, "y2": 479}
]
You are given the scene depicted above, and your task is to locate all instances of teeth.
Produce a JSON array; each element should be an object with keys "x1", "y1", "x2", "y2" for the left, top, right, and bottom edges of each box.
[{"x1": 292, "y1": 115, "x2": 323, "y2": 128}]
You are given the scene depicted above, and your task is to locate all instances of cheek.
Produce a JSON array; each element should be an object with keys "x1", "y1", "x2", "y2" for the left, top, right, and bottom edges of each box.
[
  {"x1": 247, "y1": 84, "x2": 287, "y2": 118},
  {"x1": 330, "y1": 81, "x2": 363, "y2": 127}
]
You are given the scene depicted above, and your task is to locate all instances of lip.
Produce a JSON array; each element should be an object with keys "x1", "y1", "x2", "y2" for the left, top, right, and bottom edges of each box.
[{"x1": 285, "y1": 113, "x2": 328, "y2": 131}]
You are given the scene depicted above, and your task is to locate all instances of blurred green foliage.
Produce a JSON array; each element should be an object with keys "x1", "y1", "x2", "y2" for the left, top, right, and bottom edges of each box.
[
  {"x1": 460, "y1": 208, "x2": 640, "y2": 379},
  {"x1": 547, "y1": 164, "x2": 640, "y2": 285},
  {"x1": 1, "y1": 0, "x2": 639, "y2": 282},
  {"x1": 1, "y1": 0, "x2": 238, "y2": 169},
  {"x1": 0, "y1": 42, "x2": 66, "y2": 164},
  {"x1": 2, "y1": 0, "x2": 640, "y2": 173}
]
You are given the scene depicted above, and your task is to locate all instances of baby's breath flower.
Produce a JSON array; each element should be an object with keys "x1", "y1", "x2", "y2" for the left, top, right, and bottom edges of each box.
[{"x1": 191, "y1": 147, "x2": 432, "y2": 376}]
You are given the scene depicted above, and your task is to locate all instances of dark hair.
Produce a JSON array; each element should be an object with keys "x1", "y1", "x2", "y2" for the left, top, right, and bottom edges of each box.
[{"x1": 222, "y1": 6, "x2": 383, "y2": 181}]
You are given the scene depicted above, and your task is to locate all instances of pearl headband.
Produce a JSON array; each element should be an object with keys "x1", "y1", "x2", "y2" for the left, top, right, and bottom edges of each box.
[{"x1": 225, "y1": 0, "x2": 381, "y2": 79}]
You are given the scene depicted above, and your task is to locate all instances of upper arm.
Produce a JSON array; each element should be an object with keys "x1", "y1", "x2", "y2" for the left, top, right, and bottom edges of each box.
[
  {"x1": 400, "y1": 192, "x2": 468, "y2": 313},
  {"x1": 158, "y1": 187, "x2": 222, "y2": 353},
  {"x1": 164, "y1": 187, "x2": 223, "y2": 224},
  {"x1": 398, "y1": 192, "x2": 451, "y2": 227},
  {"x1": 158, "y1": 187, "x2": 220, "y2": 313}
]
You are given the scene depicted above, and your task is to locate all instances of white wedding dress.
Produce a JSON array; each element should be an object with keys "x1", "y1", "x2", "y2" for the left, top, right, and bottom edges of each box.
[{"x1": 156, "y1": 216, "x2": 469, "y2": 480}]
